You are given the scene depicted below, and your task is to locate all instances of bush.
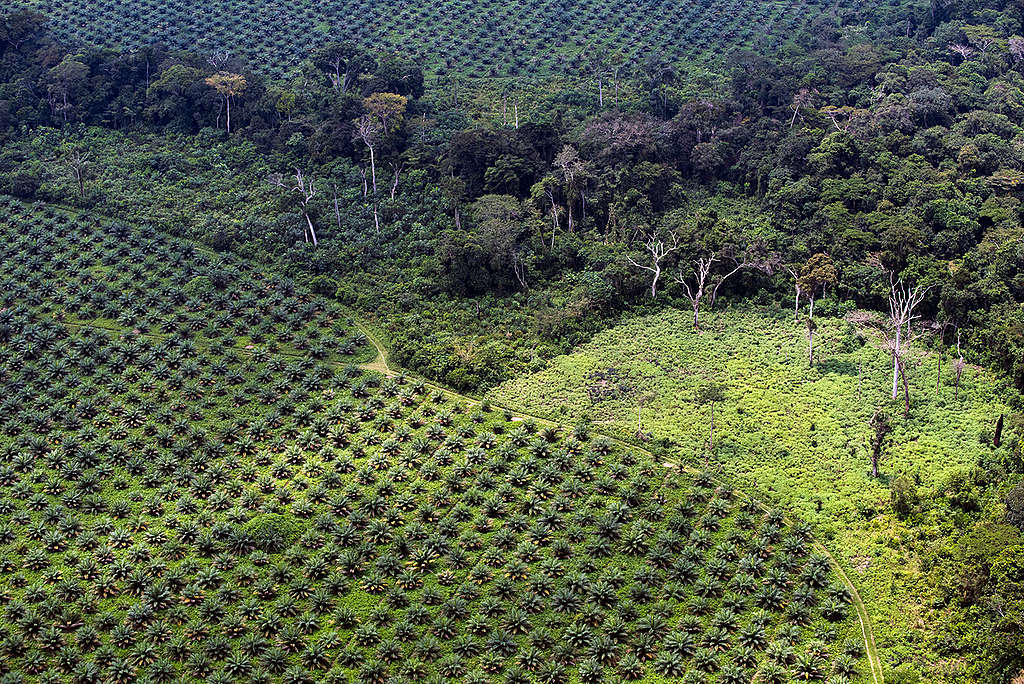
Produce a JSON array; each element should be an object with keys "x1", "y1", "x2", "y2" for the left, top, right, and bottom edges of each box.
[
  {"x1": 184, "y1": 275, "x2": 214, "y2": 298},
  {"x1": 889, "y1": 476, "x2": 918, "y2": 518},
  {"x1": 309, "y1": 275, "x2": 338, "y2": 296},
  {"x1": 886, "y1": 663, "x2": 922, "y2": 684},
  {"x1": 1006, "y1": 482, "x2": 1024, "y2": 532},
  {"x1": 243, "y1": 514, "x2": 302, "y2": 552}
]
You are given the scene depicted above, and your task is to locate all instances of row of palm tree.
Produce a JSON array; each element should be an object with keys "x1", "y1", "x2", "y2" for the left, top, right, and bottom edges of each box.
[{"x1": 0, "y1": 203, "x2": 861, "y2": 682}]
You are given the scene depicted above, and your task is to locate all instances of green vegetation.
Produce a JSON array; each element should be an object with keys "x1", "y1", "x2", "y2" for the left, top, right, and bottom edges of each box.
[
  {"x1": 2, "y1": 0, "x2": 1024, "y2": 680},
  {"x1": 0, "y1": 201, "x2": 868, "y2": 683},
  {"x1": 488, "y1": 305, "x2": 1024, "y2": 680},
  {"x1": 14, "y1": 0, "x2": 847, "y2": 83}
]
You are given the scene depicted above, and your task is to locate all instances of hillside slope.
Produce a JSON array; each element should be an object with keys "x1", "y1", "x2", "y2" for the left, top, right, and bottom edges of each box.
[{"x1": 488, "y1": 305, "x2": 1024, "y2": 680}]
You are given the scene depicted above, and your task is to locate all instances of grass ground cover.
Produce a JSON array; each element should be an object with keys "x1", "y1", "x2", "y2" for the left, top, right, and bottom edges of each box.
[
  {"x1": 487, "y1": 304, "x2": 1022, "y2": 679},
  {"x1": 0, "y1": 204, "x2": 867, "y2": 682}
]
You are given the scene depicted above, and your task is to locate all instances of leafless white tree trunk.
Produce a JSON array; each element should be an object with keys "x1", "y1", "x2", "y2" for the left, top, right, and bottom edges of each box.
[
  {"x1": 887, "y1": 273, "x2": 930, "y2": 400},
  {"x1": 389, "y1": 162, "x2": 403, "y2": 201},
  {"x1": 358, "y1": 167, "x2": 368, "y2": 198},
  {"x1": 674, "y1": 250, "x2": 774, "y2": 331},
  {"x1": 65, "y1": 147, "x2": 91, "y2": 198},
  {"x1": 512, "y1": 250, "x2": 528, "y2": 290},
  {"x1": 954, "y1": 329, "x2": 965, "y2": 401},
  {"x1": 332, "y1": 183, "x2": 342, "y2": 230},
  {"x1": 269, "y1": 169, "x2": 319, "y2": 246},
  {"x1": 626, "y1": 229, "x2": 680, "y2": 299},
  {"x1": 355, "y1": 116, "x2": 381, "y2": 194},
  {"x1": 675, "y1": 255, "x2": 716, "y2": 331}
]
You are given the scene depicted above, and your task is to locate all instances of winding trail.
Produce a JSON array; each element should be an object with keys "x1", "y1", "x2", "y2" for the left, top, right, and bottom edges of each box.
[{"x1": 350, "y1": 315, "x2": 884, "y2": 684}]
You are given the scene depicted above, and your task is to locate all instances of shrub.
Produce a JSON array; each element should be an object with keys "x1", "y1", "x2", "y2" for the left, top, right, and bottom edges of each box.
[
  {"x1": 1006, "y1": 482, "x2": 1024, "y2": 531},
  {"x1": 889, "y1": 477, "x2": 918, "y2": 518},
  {"x1": 244, "y1": 514, "x2": 302, "y2": 552}
]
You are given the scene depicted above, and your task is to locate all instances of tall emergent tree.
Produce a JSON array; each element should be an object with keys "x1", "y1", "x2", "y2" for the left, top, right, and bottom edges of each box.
[
  {"x1": 204, "y1": 72, "x2": 246, "y2": 134},
  {"x1": 354, "y1": 92, "x2": 407, "y2": 196},
  {"x1": 799, "y1": 253, "x2": 837, "y2": 366},
  {"x1": 696, "y1": 381, "x2": 726, "y2": 452}
]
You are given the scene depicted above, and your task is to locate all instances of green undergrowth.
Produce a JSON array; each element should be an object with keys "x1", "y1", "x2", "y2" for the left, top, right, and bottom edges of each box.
[{"x1": 488, "y1": 304, "x2": 1024, "y2": 680}]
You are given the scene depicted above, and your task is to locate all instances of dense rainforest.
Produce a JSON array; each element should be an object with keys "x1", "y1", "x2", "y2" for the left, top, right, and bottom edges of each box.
[{"x1": 1, "y1": 0, "x2": 1024, "y2": 680}]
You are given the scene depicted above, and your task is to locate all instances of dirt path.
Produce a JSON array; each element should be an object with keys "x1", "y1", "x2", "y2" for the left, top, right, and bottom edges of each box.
[{"x1": 348, "y1": 313, "x2": 885, "y2": 684}]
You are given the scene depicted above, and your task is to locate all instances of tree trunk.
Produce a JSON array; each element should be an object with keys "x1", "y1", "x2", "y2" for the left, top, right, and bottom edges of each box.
[
  {"x1": 995, "y1": 414, "x2": 1004, "y2": 447},
  {"x1": 333, "y1": 184, "x2": 342, "y2": 230},
  {"x1": 226, "y1": 96, "x2": 231, "y2": 134},
  {"x1": 549, "y1": 196, "x2": 558, "y2": 249},
  {"x1": 368, "y1": 145, "x2": 377, "y2": 195},
  {"x1": 693, "y1": 302, "x2": 700, "y2": 332},
  {"x1": 794, "y1": 287, "x2": 800, "y2": 321},
  {"x1": 390, "y1": 164, "x2": 401, "y2": 200},
  {"x1": 870, "y1": 448, "x2": 879, "y2": 478},
  {"x1": 891, "y1": 325, "x2": 902, "y2": 400},
  {"x1": 303, "y1": 212, "x2": 318, "y2": 246},
  {"x1": 650, "y1": 265, "x2": 659, "y2": 298},
  {"x1": 897, "y1": 357, "x2": 910, "y2": 418}
]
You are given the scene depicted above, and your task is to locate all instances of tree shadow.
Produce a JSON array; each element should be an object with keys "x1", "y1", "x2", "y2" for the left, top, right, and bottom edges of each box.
[{"x1": 816, "y1": 358, "x2": 858, "y2": 376}]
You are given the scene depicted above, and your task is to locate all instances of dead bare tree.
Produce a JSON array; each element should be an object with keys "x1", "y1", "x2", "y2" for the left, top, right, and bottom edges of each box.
[
  {"x1": 676, "y1": 254, "x2": 716, "y2": 331},
  {"x1": 887, "y1": 273, "x2": 931, "y2": 400},
  {"x1": 354, "y1": 115, "x2": 382, "y2": 195},
  {"x1": 332, "y1": 183, "x2": 342, "y2": 231},
  {"x1": 878, "y1": 323, "x2": 915, "y2": 418},
  {"x1": 358, "y1": 167, "x2": 368, "y2": 198},
  {"x1": 948, "y1": 43, "x2": 976, "y2": 61},
  {"x1": 674, "y1": 248, "x2": 777, "y2": 331},
  {"x1": 64, "y1": 147, "x2": 91, "y2": 198},
  {"x1": 625, "y1": 229, "x2": 679, "y2": 298},
  {"x1": 207, "y1": 51, "x2": 231, "y2": 70},
  {"x1": 512, "y1": 250, "x2": 529, "y2": 290},
  {"x1": 389, "y1": 161, "x2": 404, "y2": 201},
  {"x1": 269, "y1": 169, "x2": 319, "y2": 246}
]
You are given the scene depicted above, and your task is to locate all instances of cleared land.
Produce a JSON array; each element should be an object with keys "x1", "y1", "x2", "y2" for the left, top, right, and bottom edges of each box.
[{"x1": 488, "y1": 305, "x2": 1016, "y2": 675}]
